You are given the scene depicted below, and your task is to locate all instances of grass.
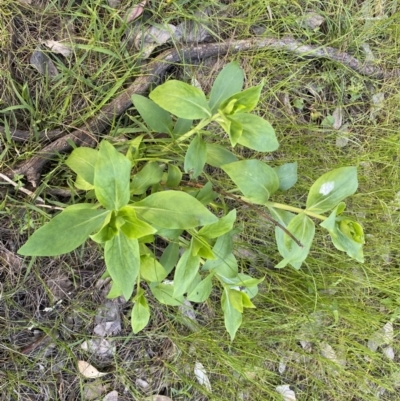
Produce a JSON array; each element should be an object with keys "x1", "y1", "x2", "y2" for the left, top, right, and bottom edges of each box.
[{"x1": 1, "y1": 0, "x2": 400, "y2": 400}]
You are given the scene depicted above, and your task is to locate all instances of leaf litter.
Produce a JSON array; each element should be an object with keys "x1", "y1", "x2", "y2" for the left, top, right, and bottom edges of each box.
[{"x1": 78, "y1": 360, "x2": 109, "y2": 379}]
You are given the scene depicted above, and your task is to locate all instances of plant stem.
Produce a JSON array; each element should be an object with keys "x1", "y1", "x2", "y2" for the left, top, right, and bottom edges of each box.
[
  {"x1": 178, "y1": 181, "x2": 304, "y2": 248},
  {"x1": 265, "y1": 202, "x2": 327, "y2": 221},
  {"x1": 176, "y1": 114, "x2": 218, "y2": 143}
]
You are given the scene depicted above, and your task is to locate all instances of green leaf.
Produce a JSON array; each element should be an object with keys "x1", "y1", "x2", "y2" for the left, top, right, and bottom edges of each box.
[
  {"x1": 106, "y1": 281, "x2": 123, "y2": 299},
  {"x1": 160, "y1": 241, "x2": 180, "y2": 274},
  {"x1": 65, "y1": 147, "x2": 98, "y2": 185},
  {"x1": 194, "y1": 181, "x2": 217, "y2": 205},
  {"x1": 276, "y1": 213, "x2": 315, "y2": 269},
  {"x1": 133, "y1": 191, "x2": 218, "y2": 229},
  {"x1": 173, "y1": 242, "x2": 201, "y2": 297},
  {"x1": 94, "y1": 140, "x2": 131, "y2": 210},
  {"x1": 221, "y1": 288, "x2": 242, "y2": 341},
  {"x1": 166, "y1": 164, "x2": 182, "y2": 188},
  {"x1": 220, "y1": 82, "x2": 263, "y2": 115},
  {"x1": 217, "y1": 273, "x2": 264, "y2": 288},
  {"x1": 198, "y1": 209, "x2": 236, "y2": 239},
  {"x1": 140, "y1": 254, "x2": 168, "y2": 282},
  {"x1": 269, "y1": 208, "x2": 295, "y2": 261},
  {"x1": 104, "y1": 233, "x2": 140, "y2": 301},
  {"x1": 320, "y1": 204, "x2": 364, "y2": 262},
  {"x1": 206, "y1": 143, "x2": 237, "y2": 168},
  {"x1": 191, "y1": 236, "x2": 215, "y2": 259},
  {"x1": 228, "y1": 113, "x2": 278, "y2": 152},
  {"x1": 118, "y1": 206, "x2": 157, "y2": 239},
  {"x1": 132, "y1": 94, "x2": 173, "y2": 133},
  {"x1": 126, "y1": 135, "x2": 144, "y2": 164},
  {"x1": 216, "y1": 111, "x2": 243, "y2": 146},
  {"x1": 274, "y1": 162, "x2": 298, "y2": 191},
  {"x1": 130, "y1": 162, "x2": 164, "y2": 195},
  {"x1": 209, "y1": 61, "x2": 244, "y2": 113},
  {"x1": 74, "y1": 175, "x2": 94, "y2": 191},
  {"x1": 222, "y1": 160, "x2": 279, "y2": 204},
  {"x1": 149, "y1": 80, "x2": 211, "y2": 119},
  {"x1": 187, "y1": 274, "x2": 213, "y2": 302},
  {"x1": 150, "y1": 283, "x2": 184, "y2": 306},
  {"x1": 173, "y1": 118, "x2": 193, "y2": 136},
  {"x1": 306, "y1": 167, "x2": 358, "y2": 213},
  {"x1": 18, "y1": 205, "x2": 109, "y2": 256},
  {"x1": 90, "y1": 224, "x2": 116, "y2": 243},
  {"x1": 131, "y1": 292, "x2": 150, "y2": 333},
  {"x1": 184, "y1": 135, "x2": 207, "y2": 178},
  {"x1": 228, "y1": 289, "x2": 244, "y2": 312},
  {"x1": 202, "y1": 233, "x2": 238, "y2": 278},
  {"x1": 241, "y1": 292, "x2": 256, "y2": 309}
]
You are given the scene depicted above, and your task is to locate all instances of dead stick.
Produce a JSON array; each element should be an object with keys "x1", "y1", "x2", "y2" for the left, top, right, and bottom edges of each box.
[{"x1": 4, "y1": 37, "x2": 397, "y2": 186}]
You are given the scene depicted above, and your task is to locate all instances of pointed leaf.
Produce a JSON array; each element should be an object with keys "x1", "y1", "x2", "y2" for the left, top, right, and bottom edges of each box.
[
  {"x1": 209, "y1": 61, "x2": 244, "y2": 112},
  {"x1": 118, "y1": 206, "x2": 157, "y2": 239},
  {"x1": 166, "y1": 164, "x2": 182, "y2": 188},
  {"x1": 105, "y1": 234, "x2": 140, "y2": 301},
  {"x1": 150, "y1": 283, "x2": 184, "y2": 306},
  {"x1": 206, "y1": 143, "x2": 237, "y2": 168},
  {"x1": 140, "y1": 254, "x2": 168, "y2": 282},
  {"x1": 131, "y1": 293, "x2": 150, "y2": 333},
  {"x1": 221, "y1": 289, "x2": 242, "y2": 341},
  {"x1": 174, "y1": 243, "x2": 201, "y2": 297},
  {"x1": 173, "y1": 117, "x2": 193, "y2": 136},
  {"x1": 66, "y1": 147, "x2": 98, "y2": 185},
  {"x1": 306, "y1": 167, "x2": 358, "y2": 213},
  {"x1": 187, "y1": 274, "x2": 213, "y2": 302},
  {"x1": 184, "y1": 135, "x2": 207, "y2": 178},
  {"x1": 276, "y1": 213, "x2": 315, "y2": 269},
  {"x1": 194, "y1": 181, "x2": 217, "y2": 205},
  {"x1": 220, "y1": 82, "x2": 263, "y2": 115},
  {"x1": 94, "y1": 141, "x2": 131, "y2": 210},
  {"x1": 229, "y1": 113, "x2": 279, "y2": 152},
  {"x1": 160, "y1": 241, "x2": 180, "y2": 274},
  {"x1": 149, "y1": 80, "x2": 211, "y2": 119},
  {"x1": 130, "y1": 162, "x2": 163, "y2": 195},
  {"x1": 198, "y1": 209, "x2": 236, "y2": 239},
  {"x1": 18, "y1": 206, "x2": 109, "y2": 256},
  {"x1": 320, "y1": 204, "x2": 364, "y2": 262},
  {"x1": 274, "y1": 162, "x2": 298, "y2": 191},
  {"x1": 132, "y1": 94, "x2": 173, "y2": 133},
  {"x1": 222, "y1": 160, "x2": 279, "y2": 204},
  {"x1": 228, "y1": 289, "x2": 244, "y2": 312},
  {"x1": 133, "y1": 191, "x2": 218, "y2": 229}
]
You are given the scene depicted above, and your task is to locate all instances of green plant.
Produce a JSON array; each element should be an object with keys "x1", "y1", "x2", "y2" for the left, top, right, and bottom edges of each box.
[{"x1": 18, "y1": 62, "x2": 364, "y2": 340}]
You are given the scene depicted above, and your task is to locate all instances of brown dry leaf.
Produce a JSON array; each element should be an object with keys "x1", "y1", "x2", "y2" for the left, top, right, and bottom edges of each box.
[
  {"x1": 276, "y1": 385, "x2": 296, "y2": 401},
  {"x1": 134, "y1": 24, "x2": 176, "y2": 59},
  {"x1": 0, "y1": 247, "x2": 23, "y2": 272},
  {"x1": 144, "y1": 396, "x2": 173, "y2": 401},
  {"x1": 78, "y1": 361, "x2": 109, "y2": 379},
  {"x1": 42, "y1": 40, "x2": 73, "y2": 57},
  {"x1": 174, "y1": 10, "x2": 211, "y2": 43},
  {"x1": 194, "y1": 362, "x2": 212, "y2": 393},
  {"x1": 30, "y1": 46, "x2": 58, "y2": 78},
  {"x1": 107, "y1": 0, "x2": 122, "y2": 7},
  {"x1": 83, "y1": 381, "x2": 109, "y2": 400},
  {"x1": 125, "y1": 0, "x2": 147, "y2": 23},
  {"x1": 332, "y1": 106, "x2": 343, "y2": 130},
  {"x1": 47, "y1": 273, "x2": 74, "y2": 302},
  {"x1": 300, "y1": 12, "x2": 325, "y2": 30},
  {"x1": 103, "y1": 390, "x2": 119, "y2": 401}
]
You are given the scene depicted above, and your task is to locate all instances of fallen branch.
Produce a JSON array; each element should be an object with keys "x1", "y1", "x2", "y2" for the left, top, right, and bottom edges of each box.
[{"x1": 3, "y1": 37, "x2": 397, "y2": 187}]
